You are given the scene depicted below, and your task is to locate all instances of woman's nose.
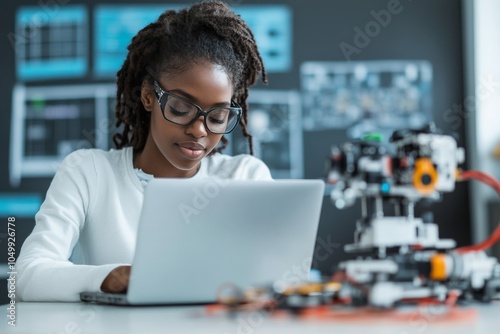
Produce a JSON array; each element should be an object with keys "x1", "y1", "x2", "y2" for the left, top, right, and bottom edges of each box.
[{"x1": 185, "y1": 116, "x2": 208, "y2": 138}]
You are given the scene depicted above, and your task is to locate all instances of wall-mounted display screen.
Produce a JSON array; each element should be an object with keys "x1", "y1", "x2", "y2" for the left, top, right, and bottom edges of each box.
[
  {"x1": 226, "y1": 90, "x2": 302, "y2": 179},
  {"x1": 237, "y1": 5, "x2": 292, "y2": 72},
  {"x1": 15, "y1": 6, "x2": 88, "y2": 80},
  {"x1": 93, "y1": 5, "x2": 182, "y2": 77},
  {"x1": 301, "y1": 60, "x2": 433, "y2": 141},
  {"x1": 9, "y1": 84, "x2": 116, "y2": 187},
  {"x1": 93, "y1": 4, "x2": 292, "y2": 77},
  {"x1": 0, "y1": 194, "x2": 42, "y2": 218}
]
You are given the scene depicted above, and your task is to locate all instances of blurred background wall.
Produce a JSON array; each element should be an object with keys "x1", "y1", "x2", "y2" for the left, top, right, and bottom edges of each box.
[{"x1": 2, "y1": 0, "x2": 494, "y2": 304}]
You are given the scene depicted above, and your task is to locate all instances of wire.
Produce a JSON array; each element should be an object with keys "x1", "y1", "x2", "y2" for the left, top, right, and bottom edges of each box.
[
  {"x1": 459, "y1": 170, "x2": 500, "y2": 196},
  {"x1": 456, "y1": 170, "x2": 500, "y2": 253}
]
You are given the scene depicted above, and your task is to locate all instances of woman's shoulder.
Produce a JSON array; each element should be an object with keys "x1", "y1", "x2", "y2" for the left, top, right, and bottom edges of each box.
[
  {"x1": 205, "y1": 152, "x2": 260, "y2": 167},
  {"x1": 203, "y1": 153, "x2": 272, "y2": 180},
  {"x1": 58, "y1": 147, "x2": 132, "y2": 173}
]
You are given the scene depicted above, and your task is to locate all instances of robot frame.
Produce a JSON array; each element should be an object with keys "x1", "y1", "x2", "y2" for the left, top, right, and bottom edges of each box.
[{"x1": 324, "y1": 123, "x2": 500, "y2": 308}]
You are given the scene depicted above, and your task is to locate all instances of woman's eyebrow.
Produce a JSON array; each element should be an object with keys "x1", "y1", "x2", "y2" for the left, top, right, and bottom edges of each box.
[
  {"x1": 167, "y1": 88, "x2": 197, "y2": 101},
  {"x1": 168, "y1": 88, "x2": 231, "y2": 107}
]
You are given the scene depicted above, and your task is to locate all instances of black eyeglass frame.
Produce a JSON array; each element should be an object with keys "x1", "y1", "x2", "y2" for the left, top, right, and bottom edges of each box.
[{"x1": 151, "y1": 80, "x2": 242, "y2": 135}]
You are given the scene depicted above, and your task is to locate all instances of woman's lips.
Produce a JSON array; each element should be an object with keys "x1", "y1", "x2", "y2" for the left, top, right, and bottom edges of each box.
[{"x1": 177, "y1": 142, "x2": 205, "y2": 160}]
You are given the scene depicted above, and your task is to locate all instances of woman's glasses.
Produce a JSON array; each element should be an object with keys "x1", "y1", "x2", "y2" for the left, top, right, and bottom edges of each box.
[{"x1": 152, "y1": 80, "x2": 242, "y2": 135}]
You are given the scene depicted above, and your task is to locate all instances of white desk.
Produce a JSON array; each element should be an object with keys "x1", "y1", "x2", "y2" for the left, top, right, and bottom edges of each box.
[{"x1": 1, "y1": 301, "x2": 499, "y2": 334}]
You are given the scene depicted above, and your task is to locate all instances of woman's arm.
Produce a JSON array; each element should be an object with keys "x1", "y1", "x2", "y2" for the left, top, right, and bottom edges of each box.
[{"x1": 16, "y1": 150, "x2": 125, "y2": 301}]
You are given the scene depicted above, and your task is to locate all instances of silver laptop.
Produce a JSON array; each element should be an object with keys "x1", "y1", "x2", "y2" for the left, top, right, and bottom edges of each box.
[{"x1": 80, "y1": 178, "x2": 325, "y2": 305}]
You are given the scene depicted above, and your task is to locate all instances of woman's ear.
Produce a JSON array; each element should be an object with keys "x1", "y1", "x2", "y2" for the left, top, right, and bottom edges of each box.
[{"x1": 141, "y1": 81, "x2": 155, "y2": 112}]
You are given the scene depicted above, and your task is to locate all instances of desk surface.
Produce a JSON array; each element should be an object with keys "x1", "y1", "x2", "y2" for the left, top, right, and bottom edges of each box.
[{"x1": 1, "y1": 301, "x2": 499, "y2": 334}]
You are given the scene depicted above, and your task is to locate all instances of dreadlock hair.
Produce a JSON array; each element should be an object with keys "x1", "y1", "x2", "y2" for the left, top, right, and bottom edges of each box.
[{"x1": 113, "y1": 0, "x2": 267, "y2": 155}]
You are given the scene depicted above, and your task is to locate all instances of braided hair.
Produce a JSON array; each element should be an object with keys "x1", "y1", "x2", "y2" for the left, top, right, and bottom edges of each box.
[{"x1": 113, "y1": 0, "x2": 267, "y2": 155}]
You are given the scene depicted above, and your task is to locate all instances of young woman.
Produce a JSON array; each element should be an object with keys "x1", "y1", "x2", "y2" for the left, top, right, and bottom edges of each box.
[{"x1": 16, "y1": 0, "x2": 272, "y2": 301}]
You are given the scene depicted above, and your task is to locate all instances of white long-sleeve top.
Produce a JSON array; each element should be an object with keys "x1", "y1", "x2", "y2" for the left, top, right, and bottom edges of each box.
[{"x1": 16, "y1": 147, "x2": 272, "y2": 302}]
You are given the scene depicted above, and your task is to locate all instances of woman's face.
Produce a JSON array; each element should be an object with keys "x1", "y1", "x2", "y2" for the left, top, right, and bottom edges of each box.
[{"x1": 138, "y1": 61, "x2": 232, "y2": 178}]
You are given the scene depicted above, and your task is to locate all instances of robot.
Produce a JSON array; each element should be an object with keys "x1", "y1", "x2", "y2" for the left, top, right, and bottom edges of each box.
[
  {"x1": 324, "y1": 124, "x2": 500, "y2": 307},
  {"x1": 212, "y1": 124, "x2": 499, "y2": 314}
]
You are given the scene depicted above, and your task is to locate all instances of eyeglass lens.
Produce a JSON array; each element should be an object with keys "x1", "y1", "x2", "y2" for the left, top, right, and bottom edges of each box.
[{"x1": 164, "y1": 95, "x2": 239, "y2": 134}]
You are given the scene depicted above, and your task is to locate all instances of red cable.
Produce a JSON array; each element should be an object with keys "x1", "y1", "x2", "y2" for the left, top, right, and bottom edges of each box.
[
  {"x1": 461, "y1": 170, "x2": 500, "y2": 196},
  {"x1": 456, "y1": 170, "x2": 500, "y2": 253}
]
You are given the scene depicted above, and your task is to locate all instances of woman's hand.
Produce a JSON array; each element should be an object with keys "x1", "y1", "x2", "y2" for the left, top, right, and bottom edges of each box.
[{"x1": 100, "y1": 265, "x2": 131, "y2": 293}]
